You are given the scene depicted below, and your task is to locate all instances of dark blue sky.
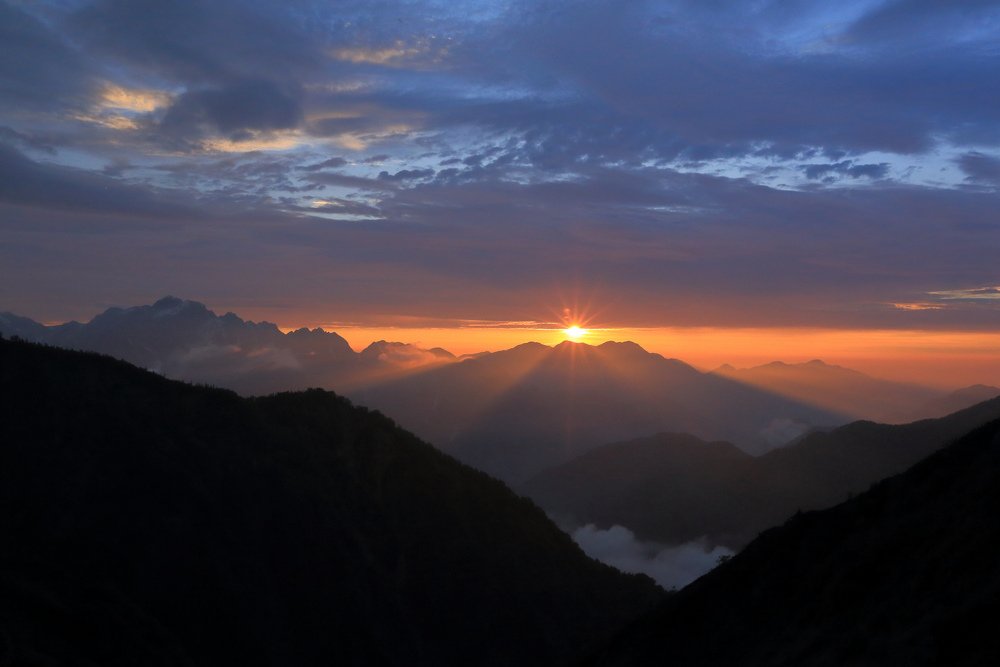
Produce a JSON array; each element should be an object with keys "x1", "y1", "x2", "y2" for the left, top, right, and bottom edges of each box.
[{"x1": 2, "y1": 0, "x2": 1000, "y2": 331}]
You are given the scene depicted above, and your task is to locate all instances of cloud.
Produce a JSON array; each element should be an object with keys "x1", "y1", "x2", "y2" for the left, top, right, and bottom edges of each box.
[
  {"x1": 0, "y1": 126, "x2": 56, "y2": 154},
  {"x1": 843, "y1": 0, "x2": 1000, "y2": 47},
  {"x1": 299, "y1": 157, "x2": 349, "y2": 171},
  {"x1": 303, "y1": 171, "x2": 398, "y2": 192},
  {"x1": 0, "y1": 144, "x2": 193, "y2": 218},
  {"x1": 502, "y1": 0, "x2": 1000, "y2": 157},
  {"x1": 70, "y1": 0, "x2": 326, "y2": 86},
  {"x1": 3, "y1": 0, "x2": 1000, "y2": 332},
  {"x1": 378, "y1": 168, "x2": 435, "y2": 182},
  {"x1": 167, "y1": 344, "x2": 301, "y2": 374},
  {"x1": 362, "y1": 341, "x2": 454, "y2": 368},
  {"x1": 331, "y1": 39, "x2": 447, "y2": 68},
  {"x1": 930, "y1": 286, "x2": 1000, "y2": 301},
  {"x1": 161, "y1": 80, "x2": 304, "y2": 142},
  {"x1": 801, "y1": 161, "x2": 890, "y2": 181},
  {"x1": 891, "y1": 302, "x2": 946, "y2": 311},
  {"x1": 99, "y1": 83, "x2": 172, "y2": 113},
  {"x1": 0, "y1": 2, "x2": 96, "y2": 111},
  {"x1": 571, "y1": 524, "x2": 733, "y2": 590},
  {"x1": 957, "y1": 151, "x2": 1000, "y2": 185}
]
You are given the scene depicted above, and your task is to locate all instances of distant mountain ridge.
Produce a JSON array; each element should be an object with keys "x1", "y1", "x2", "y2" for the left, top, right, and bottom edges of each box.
[
  {"x1": 525, "y1": 393, "x2": 1000, "y2": 549},
  {"x1": 0, "y1": 297, "x2": 455, "y2": 394},
  {"x1": 913, "y1": 383, "x2": 1000, "y2": 419},
  {"x1": 713, "y1": 358, "x2": 943, "y2": 423},
  {"x1": 0, "y1": 337, "x2": 660, "y2": 666}
]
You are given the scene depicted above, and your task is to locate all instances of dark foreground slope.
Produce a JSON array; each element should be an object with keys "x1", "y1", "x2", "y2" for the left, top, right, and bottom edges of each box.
[
  {"x1": 590, "y1": 418, "x2": 1000, "y2": 666},
  {"x1": 0, "y1": 338, "x2": 660, "y2": 667},
  {"x1": 525, "y1": 396, "x2": 1000, "y2": 549}
]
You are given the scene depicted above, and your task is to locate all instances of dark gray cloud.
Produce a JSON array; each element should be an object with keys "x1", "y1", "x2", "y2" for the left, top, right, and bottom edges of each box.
[
  {"x1": 378, "y1": 168, "x2": 435, "y2": 182},
  {"x1": 502, "y1": 1, "x2": 1000, "y2": 157},
  {"x1": 957, "y1": 151, "x2": 1000, "y2": 185},
  {"x1": 802, "y1": 160, "x2": 890, "y2": 181},
  {"x1": 303, "y1": 171, "x2": 398, "y2": 192},
  {"x1": 161, "y1": 79, "x2": 304, "y2": 141},
  {"x1": 70, "y1": 0, "x2": 327, "y2": 85},
  {"x1": 0, "y1": 126, "x2": 57, "y2": 154},
  {"x1": 0, "y1": 143, "x2": 193, "y2": 218},
  {"x1": 299, "y1": 157, "x2": 348, "y2": 171},
  {"x1": 0, "y1": 2, "x2": 96, "y2": 111},
  {"x1": 843, "y1": 0, "x2": 1000, "y2": 47}
]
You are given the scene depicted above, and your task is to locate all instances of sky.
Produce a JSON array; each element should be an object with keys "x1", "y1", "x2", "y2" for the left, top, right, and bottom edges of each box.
[{"x1": 2, "y1": 0, "x2": 1000, "y2": 384}]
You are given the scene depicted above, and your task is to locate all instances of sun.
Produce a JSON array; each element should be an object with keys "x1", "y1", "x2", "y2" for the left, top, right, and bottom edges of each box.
[{"x1": 563, "y1": 325, "x2": 587, "y2": 340}]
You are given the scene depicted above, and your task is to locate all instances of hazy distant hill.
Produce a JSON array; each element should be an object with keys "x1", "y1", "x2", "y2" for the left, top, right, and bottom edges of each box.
[
  {"x1": 713, "y1": 359, "x2": 943, "y2": 423},
  {"x1": 0, "y1": 337, "x2": 659, "y2": 667},
  {"x1": 525, "y1": 395, "x2": 1000, "y2": 549},
  {"x1": 588, "y1": 417, "x2": 1000, "y2": 666},
  {"x1": 911, "y1": 383, "x2": 1000, "y2": 420},
  {"x1": 0, "y1": 297, "x2": 454, "y2": 394},
  {"x1": 355, "y1": 340, "x2": 846, "y2": 482}
]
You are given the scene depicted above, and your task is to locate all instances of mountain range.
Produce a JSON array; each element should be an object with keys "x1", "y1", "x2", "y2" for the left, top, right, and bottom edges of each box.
[
  {"x1": 714, "y1": 359, "x2": 938, "y2": 423},
  {"x1": 525, "y1": 394, "x2": 1000, "y2": 549},
  {"x1": 353, "y1": 339, "x2": 844, "y2": 481},
  {"x1": 0, "y1": 337, "x2": 659, "y2": 666},
  {"x1": 588, "y1": 414, "x2": 1000, "y2": 665},
  {"x1": 4, "y1": 297, "x2": 996, "y2": 485},
  {"x1": 5, "y1": 319, "x2": 1000, "y2": 665},
  {"x1": 0, "y1": 296, "x2": 453, "y2": 395}
]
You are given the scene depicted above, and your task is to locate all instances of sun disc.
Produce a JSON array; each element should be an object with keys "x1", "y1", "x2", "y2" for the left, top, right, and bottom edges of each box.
[{"x1": 564, "y1": 325, "x2": 586, "y2": 340}]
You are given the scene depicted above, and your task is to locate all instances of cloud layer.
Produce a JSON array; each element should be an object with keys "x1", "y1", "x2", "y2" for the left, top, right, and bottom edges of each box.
[{"x1": 2, "y1": 0, "x2": 1000, "y2": 329}]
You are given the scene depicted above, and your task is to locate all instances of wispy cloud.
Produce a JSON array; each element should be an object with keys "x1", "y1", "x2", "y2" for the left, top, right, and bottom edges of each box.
[
  {"x1": 890, "y1": 302, "x2": 947, "y2": 311},
  {"x1": 929, "y1": 286, "x2": 1000, "y2": 301},
  {"x1": 98, "y1": 83, "x2": 172, "y2": 113},
  {"x1": 330, "y1": 39, "x2": 448, "y2": 68}
]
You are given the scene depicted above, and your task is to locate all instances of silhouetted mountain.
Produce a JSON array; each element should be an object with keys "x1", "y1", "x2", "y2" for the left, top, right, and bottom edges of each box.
[
  {"x1": 0, "y1": 311, "x2": 50, "y2": 339},
  {"x1": 0, "y1": 337, "x2": 660, "y2": 667},
  {"x1": 713, "y1": 359, "x2": 941, "y2": 423},
  {"x1": 355, "y1": 340, "x2": 846, "y2": 483},
  {"x1": 0, "y1": 297, "x2": 454, "y2": 394},
  {"x1": 588, "y1": 417, "x2": 1000, "y2": 666},
  {"x1": 525, "y1": 396, "x2": 1000, "y2": 549},
  {"x1": 912, "y1": 383, "x2": 1000, "y2": 420}
]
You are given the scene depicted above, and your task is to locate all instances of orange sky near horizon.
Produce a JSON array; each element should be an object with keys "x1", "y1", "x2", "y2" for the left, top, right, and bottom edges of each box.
[{"x1": 290, "y1": 324, "x2": 1000, "y2": 390}]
